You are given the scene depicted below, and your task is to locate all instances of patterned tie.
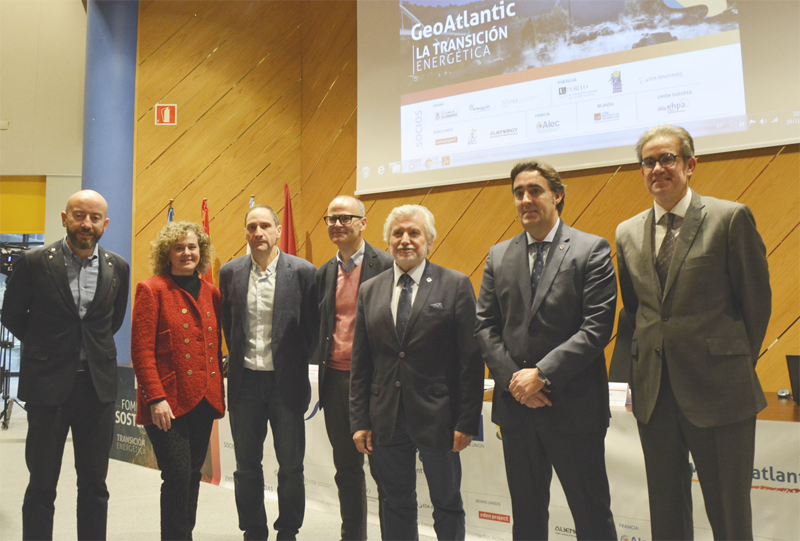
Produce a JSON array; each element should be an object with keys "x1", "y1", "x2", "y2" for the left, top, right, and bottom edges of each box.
[
  {"x1": 530, "y1": 242, "x2": 549, "y2": 298},
  {"x1": 656, "y1": 213, "x2": 677, "y2": 291},
  {"x1": 396, "y1": 274, "x2": 414, "y2": 341}
]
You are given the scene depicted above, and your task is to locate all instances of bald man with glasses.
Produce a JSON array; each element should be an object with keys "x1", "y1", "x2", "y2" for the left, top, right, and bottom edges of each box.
[{"x1": 314, "y1": 196, "x2": 393, "y2": 540}]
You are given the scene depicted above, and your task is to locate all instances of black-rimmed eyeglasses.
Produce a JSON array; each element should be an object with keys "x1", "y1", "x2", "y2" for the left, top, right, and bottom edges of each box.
[
  {"x1": 323, "y1": 215, "x2": 363, "y2": 226},
  {"x1": 641, "y1": 153, "x2": 680, "y2": 170}
]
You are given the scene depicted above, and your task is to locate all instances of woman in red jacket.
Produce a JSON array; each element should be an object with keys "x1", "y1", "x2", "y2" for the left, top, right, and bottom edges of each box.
[{"x1": 131, "y1": 221, "x2": 225, "y2": 540}]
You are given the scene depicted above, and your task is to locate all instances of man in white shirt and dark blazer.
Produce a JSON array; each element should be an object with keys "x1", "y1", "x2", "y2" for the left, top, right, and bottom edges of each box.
[
  {"x1": 219, "y1": 205, "x2": 319, "y2": 541},
  {"x1": 615, "y1": 125, "x2": 771, "y2": 540},
  {"x1": 350, "y1": 204, "x2": 484, "y2": 541}
]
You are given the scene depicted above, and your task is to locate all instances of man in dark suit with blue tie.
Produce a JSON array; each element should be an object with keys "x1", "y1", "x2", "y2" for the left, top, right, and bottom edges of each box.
[
  {"x1": 476, "y1": 161, "x2": 618, "y2": 540},
  {"x1": 350, "y1": 204, "x2": 484, "y2": 541},
  {"x1": 219, "y1": 205, "x2": 319, "y2": 541},
  {"x1": 2, "y1": 190, "x2": 129, "y2": 540}
]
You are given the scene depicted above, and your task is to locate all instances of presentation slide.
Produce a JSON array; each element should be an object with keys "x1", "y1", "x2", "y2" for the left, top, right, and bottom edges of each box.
[{"x1": 357, "y1": 0, "x2": 800, "y2": 194}]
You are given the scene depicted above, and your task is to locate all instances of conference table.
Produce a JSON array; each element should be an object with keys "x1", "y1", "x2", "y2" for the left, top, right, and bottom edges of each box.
[
  {"x1": 212, "y1": 368, "x2": 800, "y2": 541},
  {"x1": 110, "y1": 366, "x2": 799, "y2": 540}
]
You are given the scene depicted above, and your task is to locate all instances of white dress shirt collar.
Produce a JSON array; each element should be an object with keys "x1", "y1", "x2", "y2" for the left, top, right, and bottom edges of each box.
[
  {"x1": 654, "y1": 188, "x2": 692, "y2": 223},
  {"x1": 393, "y1": 259, "x2": 426, "y2": 287},
  {"x1": 251, "y1": 249, "x2": 280, "y2": 277},
  {"x1": 525, "y1": 217, "x2": 560, "y2": 246}
]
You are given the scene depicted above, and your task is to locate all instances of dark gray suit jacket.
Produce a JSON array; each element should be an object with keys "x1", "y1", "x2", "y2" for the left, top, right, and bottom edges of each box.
[
  {"x1": 616, "y1": 191, "x2": 771, "y2": 427},
  {"x1": 1, "y1": 241, "x2": 129, "y2": 405},
  {"x1": 476, "y1": 222, "x2": 617, "y2": 434},
  {"x1": 350, "y1": 260, "x2": 484, "y2": 450},
  {"x1": 219, "y1": 251, "x2": 319, "y2": 413},
  {"x1": 313, "y1": 241, "x2": 393, "y2": 404}
]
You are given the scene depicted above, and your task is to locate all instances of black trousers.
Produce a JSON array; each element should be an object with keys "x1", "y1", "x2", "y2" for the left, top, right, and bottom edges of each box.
[
  {"x1": 23, "y1": 371, "x2": 115, "y2": 541},
  {"x1": 501, "y1": 416, "x2": 616, "y2": 541},
  {"x1": 145, "y1": 399, "x2": 216, "y2": 541},
  {"x1": 321, "y1": 368, "x2": 370, "y2": 541}
]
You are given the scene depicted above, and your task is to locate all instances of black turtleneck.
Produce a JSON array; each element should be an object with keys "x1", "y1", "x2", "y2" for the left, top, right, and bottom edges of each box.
[{"x1": 169, "y1": 272, "x2": 201, "y2": 300}]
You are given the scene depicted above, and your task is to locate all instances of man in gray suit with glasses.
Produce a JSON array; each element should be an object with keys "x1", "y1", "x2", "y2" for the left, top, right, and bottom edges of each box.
[{"x1": 615, "y1": 125, "x2": 771, "y2": 540}]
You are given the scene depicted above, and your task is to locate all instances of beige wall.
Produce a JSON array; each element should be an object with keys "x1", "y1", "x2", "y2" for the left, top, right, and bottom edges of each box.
[
  {"x1": 43, "y1": 175, "x2": 82, "y2": 244},
  {"x1": 0, "y1": 1, "x2": 86, "y2": 176}
]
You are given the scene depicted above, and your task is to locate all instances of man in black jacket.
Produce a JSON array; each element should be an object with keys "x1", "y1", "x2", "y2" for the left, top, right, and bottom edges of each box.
[
  {"x1": 2, "y1": 189, "x2": 130, "y2": 540},
  {"x1": 314, "y1": 195, "x2": 392, "y2": 540}
]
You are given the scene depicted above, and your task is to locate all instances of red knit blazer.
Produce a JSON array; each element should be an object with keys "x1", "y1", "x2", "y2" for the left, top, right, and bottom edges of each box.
[{"x1": 131, "y1": 274, "x2": 225, "y2": 426}]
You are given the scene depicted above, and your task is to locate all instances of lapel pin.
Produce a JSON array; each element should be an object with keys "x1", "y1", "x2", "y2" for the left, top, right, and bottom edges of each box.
[
  {"x1": 108, "y1": 262, "x2": 113, "y2": 266},
  {"x1": 48, "y1": 255, "x2": 53, "y2": 259},
  {"x1": 369, "y1": 263, "x2": 373, "y2": 267},
  {"x1": 49, "y1": 247, "x2": 56, "y2": 252},
  {"x1": 559, "y1": 245, "x2": 565, "y2": 250},
  {"x1": 426, "y1": 277, "x2": 432, "y2": 283}
]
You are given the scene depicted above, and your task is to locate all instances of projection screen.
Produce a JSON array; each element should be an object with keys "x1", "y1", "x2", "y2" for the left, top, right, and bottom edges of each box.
[{"x1": 356, "y1": 0, "x2": 800, "y2": 194}]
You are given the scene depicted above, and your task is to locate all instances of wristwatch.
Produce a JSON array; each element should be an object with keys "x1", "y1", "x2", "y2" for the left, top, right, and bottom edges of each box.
[{"x1": 537, "y1": 369, "x2": 549, "y2": 385}]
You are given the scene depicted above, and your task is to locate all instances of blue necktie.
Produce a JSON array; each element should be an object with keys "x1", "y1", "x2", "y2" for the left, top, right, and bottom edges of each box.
[
  {"x1": 530, "y1": 242, "x2": 549, "y2": 298},
  {"x1": 396, "y1": 274, "x2": 414, "y2": 341}
]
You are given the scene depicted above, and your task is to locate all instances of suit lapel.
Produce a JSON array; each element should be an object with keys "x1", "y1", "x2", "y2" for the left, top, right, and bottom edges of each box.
[
  {"x1": 375, "y1": 270, "x2": 397, "y2": 345},
  {"x1": 531, "y1": 222, "x2": 568, "y2": 316},
  {"x1": 45, "y1": 244, "x2": 79, "y2": 315},
  {"x1": 235, "y1": 256, "x2": 252, "y2": 339},
  {"x1": 361, "y1": 243, "x2": 383, "y2": 282},
  {"x1": 663, "y1": 191, "x2": 705, "y2": 298},
  {"x1": 84, "y1": 249, "x2": 115, "y2": 319},
  {"x1": 639, "y1": 209, "x2": 660, "y2": 290},
  {"x1": 508, "y1": 233, "x2": 532, "y2": 310},
  {"x1": 272, "y1": 253, "x2": 290, "y2": 345},
  {"x1": 400, "y1": 260, "x2": 435, "y2": 344},
  {"x1": 324, "y1": 259, "x2": 338, "y2": 331}
]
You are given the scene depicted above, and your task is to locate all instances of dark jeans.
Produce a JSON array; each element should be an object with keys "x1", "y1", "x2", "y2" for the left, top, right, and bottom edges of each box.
[
  {"x1": 230, "y1": 369, "x2": 305, "y2": 540},
  {"x1": 321, "y1": 368, "x2": 369, "y2": 540},
  {"x1": 145, "y1": 399, "x2": 216, "y2": 540},
  {"x1": 501, "y1": 417, "x2": 616, "y2": 541},
  {"x1": 370, "y1": 407, "x2": 465, "y2": 541},
  {"x1": 23, "y1": 371, "x2": 115, "y2": 541}
]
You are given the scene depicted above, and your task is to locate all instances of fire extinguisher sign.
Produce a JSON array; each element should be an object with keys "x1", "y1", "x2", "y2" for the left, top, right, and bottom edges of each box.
[{"x1": 155, "y1": 104, "x2": 177, "y2": 126}]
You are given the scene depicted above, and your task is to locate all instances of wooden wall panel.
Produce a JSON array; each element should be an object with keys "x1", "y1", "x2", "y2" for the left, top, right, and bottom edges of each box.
[
  {"x1": 296, "y1": 110, "x2": 358, "y2": 260},
  {"x1": 135, "y1": 1, "x2": 799, "y2": 393},
  {"x1": 691, "y1": 146, "x2": 777, "y2": 202},
  {"x1": 137, "y1": 1, "x2": 207, "y2": 63},
  {"x1": 299, "y1": 56, "x2": 357, "y2": 189},
  {"x1": 433, "y1": 181, "x2": 515, "y2": 279},
  {"x1": 136, "y1": 3, "x2": 239, "y2": 123},
  {"x1": 300, "y1": 1, "x2": 357, "y2": 132},
  {"x1": 760, "y1": 227, "x2": 800, "y2": 363},
  {"x1": 136, "y1": 4, "x2": 301, "y2": 172},
  {"x1": 420, "y1": 184, "x2": 484, "y2": 260},
  {"x1": 741, "y1": 145, "x2": 800, "y2": 252},
  {"x1": 134, "y1": 30, "x2": 302, "y2": 231}
]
